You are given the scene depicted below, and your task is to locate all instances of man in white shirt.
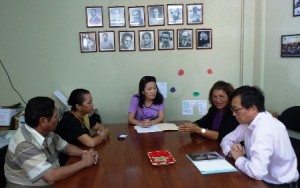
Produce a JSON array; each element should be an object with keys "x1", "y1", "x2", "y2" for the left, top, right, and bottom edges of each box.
[{"x1": 221, "y1": 86, "x2": 298, "y2": 188}]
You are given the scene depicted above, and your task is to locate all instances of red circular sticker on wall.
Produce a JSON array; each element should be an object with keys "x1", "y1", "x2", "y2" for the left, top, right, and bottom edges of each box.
[{"x1": 178, "y1": 69, "x2": 184, "y2": 76}]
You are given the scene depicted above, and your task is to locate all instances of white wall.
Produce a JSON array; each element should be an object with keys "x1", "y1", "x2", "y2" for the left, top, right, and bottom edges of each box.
[
  {"x1": 1, "y1": 0, "x2": 257, "y2": 123},
  {"x1": 262, "y1": 0, "x2": 300, "y2": 114}
]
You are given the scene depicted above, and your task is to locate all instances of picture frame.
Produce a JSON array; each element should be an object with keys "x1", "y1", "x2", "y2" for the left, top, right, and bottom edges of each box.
[
  {"x1": 119, "y1": 31, "x2": 135, "y2": 51},
  {"x1": 196, "y1": 29, "x2": 212, "y2": 49},
  {"x1": 167, "y1": 4, "x2": 184, "y2": 25},
  {"x1": 147, "y1": 5, "x2": 165, "y2": 26},
  {"x1": 177, "y1": 29, "x2": 193, "y2": 49},
  {"x1": 281, "y1": 34, "x2": 300, "y2": 57},
  {"x1": 128, "y1": 6, "x2": 146, "y2": 27},
  {"x1": 98, "y1": 31, "x2": 115, "y2": 52},
  {"x1": 187, "y1": 4, "x2": 203, "y2": 24},
  {"x1": 79, "y1": 32, "x2": 97, "y2": 53},
  {"x1": 86, "y1": 7, "x2": 103, "y2": 28},
  {"x1": 108, "y1": 6, "x2": 126, "y2": 27},
  {"x1": 294, "y1": 0, "x2": 300, "y2": 17},
  {"x1": 139, "y1": 30, "x2": 155, "y2": 51},
  {"x1": 158, "y1": 29, "x2": 174, "y2": 50}
]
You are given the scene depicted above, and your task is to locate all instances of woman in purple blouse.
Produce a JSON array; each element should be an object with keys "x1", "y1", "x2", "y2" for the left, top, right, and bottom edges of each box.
[{"x1": 128, "y1": 76, "x2": 164, "y2": 127}]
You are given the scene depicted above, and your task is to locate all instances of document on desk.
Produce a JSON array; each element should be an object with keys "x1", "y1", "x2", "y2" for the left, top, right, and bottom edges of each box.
[
  {"x1": 134, "y1": 123, "x2": 178, "y2": 133},
  {"x1": 186, "y1": 151, "x2": 237, "y2": 174}
]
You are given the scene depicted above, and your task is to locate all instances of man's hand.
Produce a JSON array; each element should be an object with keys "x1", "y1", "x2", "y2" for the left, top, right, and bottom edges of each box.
[
  {"x1": 229, "y1": 144, "x2": 245, "y2": 160},
  {"x1": 81, "y1": 149, "x2": 99, "y2": 167}
]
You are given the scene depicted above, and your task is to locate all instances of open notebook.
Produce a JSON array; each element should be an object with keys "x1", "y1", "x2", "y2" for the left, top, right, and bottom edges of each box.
[{"x1": 134, "y1": 123, "x2": 178, "y2": 133}]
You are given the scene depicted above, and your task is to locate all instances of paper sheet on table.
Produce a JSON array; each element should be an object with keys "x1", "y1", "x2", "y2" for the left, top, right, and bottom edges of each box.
[
  {"x1": 134, "y1": 123, "x2": 178, "y2": 133},
  {"x1": 156, "y1": 82, "x2": 167, "y2": 98},
  {"x1": 193, "y1": 159, "x2": 237, "y2": 174},
  {"x1": 182, "y1": 100, "x2": 207, "y2": 115}
]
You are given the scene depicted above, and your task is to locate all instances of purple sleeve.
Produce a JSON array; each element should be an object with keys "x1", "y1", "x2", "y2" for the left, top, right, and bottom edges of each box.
[
  {"x1": 159, "y1": 103, "x2": 164, "y2": 111},
  {"x1": 128, "y1": 95, "x2": 138, "y2": 113}
]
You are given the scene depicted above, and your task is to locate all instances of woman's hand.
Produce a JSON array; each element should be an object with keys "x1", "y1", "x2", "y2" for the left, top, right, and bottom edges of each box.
[
  {"x1": 95, "y1": 123, "x2": 106, "y2": 132},
  {"x1": 178, "y1": 122, "x2": 200, "y2": 133},
  {"x1": 139, "y1": 119, "x2": 152, "y2": 128},
  {"x1": 97, "y1": 128, "x2": 109, "y2": 140}
]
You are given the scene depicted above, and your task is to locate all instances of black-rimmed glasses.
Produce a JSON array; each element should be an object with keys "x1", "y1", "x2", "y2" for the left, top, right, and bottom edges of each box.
[{"x1": 231, "y1": 107, "x2": 245, "y2": 112}]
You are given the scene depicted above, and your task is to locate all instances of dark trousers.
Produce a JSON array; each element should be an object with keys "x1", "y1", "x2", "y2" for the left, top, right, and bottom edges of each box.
[{"x1": 264, "y1": 181, "x2": 298, "y2": 188}]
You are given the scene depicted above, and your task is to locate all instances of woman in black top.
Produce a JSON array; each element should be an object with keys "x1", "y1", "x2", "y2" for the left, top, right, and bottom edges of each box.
[
  {"x1": 179, "y1": 81, "x2": 239, "y2": 141},
  {"x1": 55, "y1": 89, "x2": 109, "y2": 165}
]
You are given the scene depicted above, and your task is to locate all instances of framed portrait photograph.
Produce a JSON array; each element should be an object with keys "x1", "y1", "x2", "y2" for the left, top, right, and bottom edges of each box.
[
  {"x1": 187, "y1": 4, "x2": 203, "y2": 24},
  {"x1": 86, "y1": 7, "x2": 103, "y2": 28},
  {"x1": 119, "y1": 31, "x2": 135, "y2": 51},
  {"x1": 294, "y1": 0, "x2": 300, "y2": 17},
  {"x1": 147, "y1": 5, "x2": 164, "y2": 26},
  {"x1": 167, "y1": 4, "x2": 184, "y2": 25},
  {"x1": 139, "y1": 30, "x2": 155, "y2": 51},
  {"x1": 108, "y1": 6, "x2": 126, "y2": 27},
  {"x1": 98, "y1": 31, "x2": 115, "y2": 52},
  {"x1": 177, "y1": 29, "x2": 193, "y2": 49},
  {"x1": 79, "y1": 32, "x2": 97, "y2": 53},
  {"x1": 196, "y1": 29, "x2": 212, "y2": 49},
  {"x1": 281, "y1": 34, "x2": 300, "y2": 57},
  {"x1": 158, "y1": 29, "x2": 174, "y2": 50},
  {"x1": 128, "y1": 6, "x2": 146, "y2": 27}
]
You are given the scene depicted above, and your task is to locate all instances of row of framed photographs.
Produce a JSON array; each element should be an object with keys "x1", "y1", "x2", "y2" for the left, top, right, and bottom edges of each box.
[
  {"x1": 86, "y1": 3, "x2": 203, "y2": 28},
  {"x1": 79, "y1": 29, "x2": 212, "y2": 53}
]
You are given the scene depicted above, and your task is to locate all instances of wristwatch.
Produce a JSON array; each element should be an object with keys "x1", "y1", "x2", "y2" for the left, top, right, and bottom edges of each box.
[{"x1": 201, "y1": 128, "x2": 206, "y2": 135}]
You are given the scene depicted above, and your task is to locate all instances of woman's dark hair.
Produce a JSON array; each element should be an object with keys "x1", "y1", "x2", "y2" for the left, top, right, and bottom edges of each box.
[
  {"x1": 68, "y1": 89, "x2": 90, "y2": 111},
  {"x1": 25, "y1": 97, "x2": 55, "y2": 128},
  {"x1": 208, "y1": 80, "x2": 235, "y2": 106},
  {"x1": 137, "y1": 76, "x2": 163, "y2": 108},
  {"x1": 232, "y1": 85, "x2": 265, "y2": 112}
]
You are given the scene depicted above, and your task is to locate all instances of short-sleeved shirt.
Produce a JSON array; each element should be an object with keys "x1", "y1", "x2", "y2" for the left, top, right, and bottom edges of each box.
[
  {"x1": 5, "y1": 124, "x2": 67, "y2": 187},
  {"x1": 54, "y1": 112, "x2": 97, "y2": 165},
  {"x1": 55, "y1": 111, "x2": 96, "y2": 146},
  {"x1": 128, "y1": 95, "x2": 164, "y2": 121}
]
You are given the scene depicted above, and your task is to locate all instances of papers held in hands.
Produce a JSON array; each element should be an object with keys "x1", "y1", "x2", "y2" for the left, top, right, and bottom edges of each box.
[
  {"x1": 134, "y1": 123, "x2": 178, "y2": 133},
  {"x1": 186, "y1": 151, "x2": 237, "y2": 174}
]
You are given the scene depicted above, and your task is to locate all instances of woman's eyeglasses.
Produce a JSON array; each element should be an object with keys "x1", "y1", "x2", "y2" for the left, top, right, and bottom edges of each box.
[{"x1": 212, "y1": 95, "x2": 226, "y2": 101}]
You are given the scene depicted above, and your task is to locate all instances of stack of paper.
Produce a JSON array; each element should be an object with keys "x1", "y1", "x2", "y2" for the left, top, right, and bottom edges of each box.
[
  {"x1": 186, "y1": 151, "x2": 237, "y2": 174},
  {"x1": 134, "y1": 123, "x2": 178, "y2": 133}
]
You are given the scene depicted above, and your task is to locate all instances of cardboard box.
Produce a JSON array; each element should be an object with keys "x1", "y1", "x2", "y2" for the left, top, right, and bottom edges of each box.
[
  {"x1": 0, "y1": 103, "x2": 23, "y2": 126},
  {"x1": 14, "y1": 114, "x2": 25, "y2": 129}
]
